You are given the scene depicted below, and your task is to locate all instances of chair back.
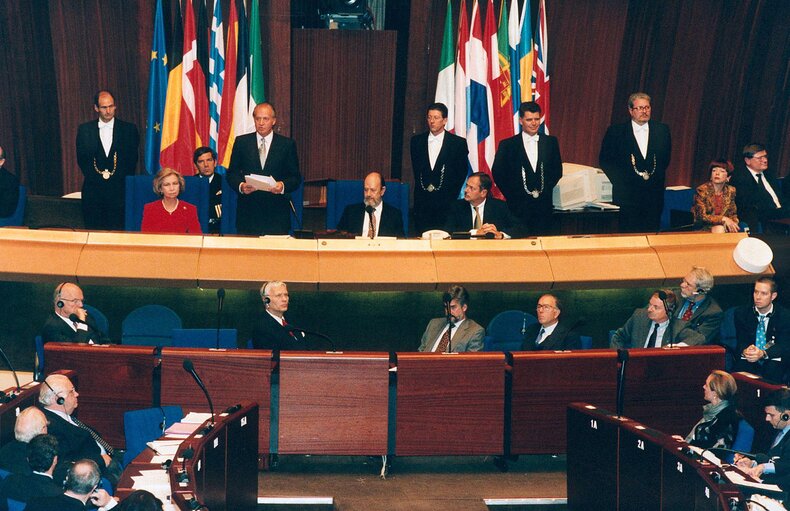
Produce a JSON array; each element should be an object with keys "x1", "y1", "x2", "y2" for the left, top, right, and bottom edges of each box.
[
  {"x1": 123, "y1": 405, "x2": 184, "y2": 466},
  {"x1": 483, "y1": 310, "x2": 537, "y2": 352},
  {"x1": 0, "y1": 185, "x2": 25, "y2": 227},
  {"x1": 219, "y1": 180, "x2": 303, "y2": 235},
  {"x1": 726, "y1": 418, "x2": 755, "y2": 463},
  {"x1": 125, "y1": 175, "x2": 209, "y2": 232},
  {"x1": 172, "y1": 328, "x2": 238, "y2": 349},
  {"x1": 121, "y1": 305, "x2": 182, "y2": 347},
  {"x1": 326, "y1": 179, "x2": 409, "y2": 234},
  {"x1": 580, "y1": 335, "x2": 593, "y2": 349},
  {"x1": 7, "y1": 498, "x2": 25, "y2": 511},
  {"x1": 84, "y1": 304, "x2": 110, "y2": 338},
  {"x1": 0, "y1": 468, "x2": 10, "y2": 480},
  {"x1": 34, "y1": 335, "x2": 44, "y2": 382}
]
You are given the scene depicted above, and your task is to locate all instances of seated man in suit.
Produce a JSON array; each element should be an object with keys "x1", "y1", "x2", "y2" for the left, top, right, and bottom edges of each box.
[
  {"x1": 0, "y1": 434, "x2": 63, "y2": 507},
  {"x1": 610, "y1": 289, "x2": 705, "y2": 348},
  {"x1": 418, "y1": 285, "x2": 484, "y2": 353},
  {"x1": 336, "y1": 171, "x2": 405, "y2": 238},
  {"x1": 676, "y1": 266, "x2": 723, "y2": 344},
  {"x1": 736, "y1": 389, "x2": 790, "y2": 490},
  {"x1": 730, "y1": 143, "x2": 787, "y2": 230},
  {"x1": 38, "y1": 374, "x2": 123, "y2": 486},
  {"x1": 251, "y1": 281, "x2": 308, "y2": 351},
  {"x1": 0, "y1": 406, "x2": 48, "y2": 475},
  {"x1": 41, "y1": 282, "x2": 104, "y2": 344},
  {"x1": 733, "y1": 277, "x2": 790, "y2": 383},
  {"x1": 522, "y1": 294, "x2": 581, "y2": 351},
  {"x1": 444, "y1": 172, "x2": 520, "y2": 238},
  {"x1": 193, "y1": 146, "x2": 223, "y2": 234},
  {"x1": 25, "y1": 459, "x2": 116, "y2": 511}
]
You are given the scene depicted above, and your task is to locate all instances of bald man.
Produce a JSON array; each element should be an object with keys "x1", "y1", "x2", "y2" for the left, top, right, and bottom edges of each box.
[
  {"x1": 41, "y1": 282, "x2": 104, "y2": 344},
  {"x1": 336, "y1": 171, "x2": 405, "y2": 238},
  {"x1": 0, "y1": 406, "x2": 48, "y2": 475}
]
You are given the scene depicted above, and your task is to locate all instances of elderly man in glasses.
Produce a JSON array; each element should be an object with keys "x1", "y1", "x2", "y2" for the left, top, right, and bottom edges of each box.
[
  {"x1": 521, "y1": 294, "x2": 581, "y2": 351},
  {"x1": 41, "y1": 282, "x2": 103, "y2": 344}
]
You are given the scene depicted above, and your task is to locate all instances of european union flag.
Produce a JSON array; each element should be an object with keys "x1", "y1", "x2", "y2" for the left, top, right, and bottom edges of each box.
[{"x1": 144, "y1": 0, "x2": 168, "y2": 175}]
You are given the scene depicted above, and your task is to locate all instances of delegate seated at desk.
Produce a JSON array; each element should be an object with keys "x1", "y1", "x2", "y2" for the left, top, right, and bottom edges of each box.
[
  {"x1": 610, "y1": 289, "x2": 705, "y2": 348},
  {"x1": 735, "y1": 389, "x2": 790, "y2": 492},
  {"x1": 521, "y1": 294, "x2": 581, "y2": 351},
  {"x1": 444, "y1": 172, "x2": 519, "y2": 239},
  {"x1": 25, "y1": 459, "x2": 116, "y2": 511},
  {"x1": 683, "y1": 370, "x2": 741, "y2": 449},
  {"x1": 41, "y1": 282, "x2": 104, "y2": 344},
  {"x1": 0, "y1": 407, "x2": 48, "y2": 475},
  {"x1": 418, "y1": 285, "x2": 484, "y2": 353},
  {"x1": 336, "y1": 171, "x2": 405, "y2": 238},
  {"x1": 0, "y1": 434, "x2": 63, "y2": 509},
  {"x1": 250, "y1": 281, "x2": 308, "y2": 351}
]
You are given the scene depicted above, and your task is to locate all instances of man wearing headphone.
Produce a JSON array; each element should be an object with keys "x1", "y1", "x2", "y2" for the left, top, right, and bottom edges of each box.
[
  {"x1": 610, "y1": 289, "x2": 706, "y2": 348},
  {"x1": 736, "y1": 389, "x2": 790, "y2": 491},
  {"x1": 41, "y1": 282, "x2": 102, "y2": 344},
  {"x1": 676, "y1": 266, "x2": 723, "y2": 344},
  {"x1": 38, "y1": 374, "x2": 122, "y2": 487},
  {"x1": 733, "y1": 276, "x2": 790, "y2": 383},
  {"x1": 250, "y1": 281, "x2": 307, "y2": 351},
  {"x1": 25, "y1": 458, "x2": 117, "y2": 511}
]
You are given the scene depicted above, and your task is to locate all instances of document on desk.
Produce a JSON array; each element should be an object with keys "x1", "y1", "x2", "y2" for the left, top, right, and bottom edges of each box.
[
  {"x1": 164, "y1": 421, "x2": 202, "y2": 438},
  {"x1": 723, "y1": 469, "x2": 783, "y2": 493},
  {"x1": 182, "y1": 412, "x2": 213, "y2": 424},
  {"x1": 146, "y1": 440, "x2": 182, "y2": 456},
  {"x1": 131, "y1": 469, "x2": 173, "y2": 507}
]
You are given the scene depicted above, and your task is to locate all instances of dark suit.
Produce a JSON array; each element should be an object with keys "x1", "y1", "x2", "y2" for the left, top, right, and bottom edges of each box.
[
  {"x1": 0, "y1": 166, "x2": 20, "y2": 218},
  {"x1": 521, "y1": 320, "x2": 581, "y2": 351},
  {"x1": 75, "y1": 118, "x2": 139, "y2": 231},
  {"x1": 250, "y1": 312, "x2": 308, "y2": 351},
  {"x1": 25, "y1": 493, "x2": 86, "y2": 511},
  {"x1": 732, "y1": 303, "x2": 790, "y2": 383},
  {"x1": 336, "y1": 202, "x2": 405, "y2": 238},
  {"x1": 40, "y1": 407, "x2": 106, "y2": 483},
  {"x1": 0, "y1": 473, "x2": 62, "y2": 510},
  {"x1": 41, "y1": 312, "x2": 102, "y2": 345},
  {"x1": 198, "y1": 173, "x2": 223, "y2": 234},
  {"x1": 418, "y1": 317, "x2": 484, "y2": 352},
  {"x1": 410, "y1": 130, "x2": 469, "y2": 233},
  {"x1": 444, "y1": 198, "x2": 521, "y2": 237},
  {"x1": 226, "y1": 132, "x2": 302, "y2": 235},
  {"x1": 599, "y1": 120, "x2": 671, "y2": 232},
  {"x1": 609, "y1": 308, "x2": 705, "y2": 348},
  {"x1": 730, "y1": 166, "x2": 786, "y2": 229},
  {"x1": 0, "y1": 440, "x2": 30, "y2": 475},
  {"x1": 492, "y1": 133, "x2": 562, "y2": 235},
  {"x1": 756, "y1": 426, "x2": 790, "y2": 490},
  {"x1": 676, "y1": 295, "x2": 723, "y2": 344}
]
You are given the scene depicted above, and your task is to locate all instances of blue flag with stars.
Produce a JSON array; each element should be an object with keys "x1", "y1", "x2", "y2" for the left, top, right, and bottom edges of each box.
[{"x1": 144, "y1": 0, "x2": 168, "y2": 175}]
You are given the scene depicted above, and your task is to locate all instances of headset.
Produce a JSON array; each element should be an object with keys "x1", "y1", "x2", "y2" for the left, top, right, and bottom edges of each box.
[
  {"x1": 656, "y1": 290, "x2": 676, "y2": 316},
  {"x1": 260, "y1": 282, "x2": 271, "y2": 307},
  {"x1": 42, "y1": 378, "x2": 65, "y2": 406},
  {"x1": 54, "y1": 282, "x2": 67, "y2": 309},
  {"x1": 782, "y1": 412, "x2": 790, "y2": 423}
]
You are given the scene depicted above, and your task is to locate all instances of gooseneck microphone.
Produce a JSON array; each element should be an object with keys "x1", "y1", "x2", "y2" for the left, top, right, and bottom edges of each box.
[
  {"x1": 616, "y1": 349, "x2": 629, "y2": 417},
  {"x1": 68, "y1": 313, "x2": 104, "y2": 344},
  {"x1": 0, "y1": 345, "x2": 21, "y2": 400},
  {"x1": 182, "y1": 359, "x2": 215, "y2": 428},
  {"x1": 215, "y1": 288, "x2": 225, "y2": 349},
  {"x1": 284, "y1": 325, "x2": 337, "y2": 352}
]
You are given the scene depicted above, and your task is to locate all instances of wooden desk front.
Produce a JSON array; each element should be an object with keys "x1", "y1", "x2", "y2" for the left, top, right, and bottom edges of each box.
[
  {"x1": 278, "y1": 351, "x2": 389, "y2": 455},
  {"x1": 395, "y1": 352, "x2": 505, "y2": 456}
]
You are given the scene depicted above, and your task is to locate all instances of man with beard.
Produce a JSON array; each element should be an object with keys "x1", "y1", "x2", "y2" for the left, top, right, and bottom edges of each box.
[{"x1": 336, "y1": 171, "x2": 405, "y2": 238}]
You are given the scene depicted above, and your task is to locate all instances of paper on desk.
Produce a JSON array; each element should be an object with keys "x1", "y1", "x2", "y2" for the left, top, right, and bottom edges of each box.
[
  {"x1": 165, "y1": 422, "x2": 202, "y2": 437},
  {"x1": 131, "y1": 470, "x2": 171, "y2": 493},
  {"x1": 147, "y1": 440, "x2": 182, "y2": 456},
  {"x1": 724, "y1": 468, "x2": 783, "y2": 492},
  {"x1": 182, "y1": 412, "x2": 213, "y2": 424},
  {"x1": 687, "y1": 445, "x2": 723, "y2": 465},
  {"x1": 245, "y1": 174, "x2": 276, "y2": 191}
]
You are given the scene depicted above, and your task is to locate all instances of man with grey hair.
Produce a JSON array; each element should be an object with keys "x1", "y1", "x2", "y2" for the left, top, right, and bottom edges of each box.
[
  {"x1": 251, "y1": 281, "x2": 307, "y2": 351},
  {"x1": 25, "y1": 459, "x2": 117, "y2": 511},
  {"x1": 0, "y1": 406, "x2": 48, "y2": 475},
  {"x1": 0, "y1": 145, "x2": 20, "y2": 218},
  {"x1": 599, "y1": 92, "x2": 672, "y2": 233},
  {"x1": 521, "y1": 294, "x2": 581, "y2": 351},
  {"x1": 676, "y1": 266, "x2": 723, "y2": 344}
]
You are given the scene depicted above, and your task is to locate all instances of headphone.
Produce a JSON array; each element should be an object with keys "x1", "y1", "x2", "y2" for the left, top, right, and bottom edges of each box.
[
  {"x1": 55, "y1": 282, "x2": 66, "y2": 309},
  {"x1": 694, "y1": 287, "x2": 706, "y2": 295},
  {"x1": 260, "y1": 282, "x2": 271, "y2": 307},
  {"x1": 782, "y1": 412, "x2": 790, "y2": 422},
  {"x1": 656, "y1": 290, "x2": 676, "y2": 315},
  {"x1": 42, "y1": 378, "x2": 65, "y2": 406}
]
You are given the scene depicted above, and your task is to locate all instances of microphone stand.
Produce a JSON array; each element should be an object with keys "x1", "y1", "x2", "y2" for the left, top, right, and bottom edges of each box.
[
  {"x1": 0, "y1": 346, "x2": 21, "y2": 397},
  {"x1": 215, "y1": 288, "x2": 225, "y2": 350},
  {"x1": 616, "y1": 349, "x2": 629, "y2": 418},
  {"x1": 444, "y1": 301, "x2": 455, "y2": 354}
]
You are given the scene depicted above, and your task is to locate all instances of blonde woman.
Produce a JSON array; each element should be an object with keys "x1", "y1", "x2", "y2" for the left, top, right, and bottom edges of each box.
[{"x1": 141, "y1": 168, "x2": 202, "y2": 234}]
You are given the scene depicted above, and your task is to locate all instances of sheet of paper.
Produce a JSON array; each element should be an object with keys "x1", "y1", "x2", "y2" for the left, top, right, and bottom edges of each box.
[
  {"x1": 181, "y1": 412, "x2": 213, "y2": 424},
  {"x1": 245, "y1": 174, "x2": 276, "y2": 191}
]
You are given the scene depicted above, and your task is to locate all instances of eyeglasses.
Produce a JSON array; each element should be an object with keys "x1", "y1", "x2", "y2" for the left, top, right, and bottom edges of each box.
[
  {"x1": 749, "y1": 155, "x2": 768, "y2": 160},
  {"x1": 61, "y1": 297, "x2": 84, "y2": 305},
  {"x1": 631, "y1": 106, "x2": 651, "y2": 112},
  {"x1": 536, "y1": 304, "x2": 557, "y2": 311}
]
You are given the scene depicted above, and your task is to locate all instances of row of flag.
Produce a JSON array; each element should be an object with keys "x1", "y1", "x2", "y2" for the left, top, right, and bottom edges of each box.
[
  {"x1": 145, "y1": 0, "x2": 266, "y2": 176},
  {"x1": 434, "y1": 0, "x2": 550, "y2": 199}
]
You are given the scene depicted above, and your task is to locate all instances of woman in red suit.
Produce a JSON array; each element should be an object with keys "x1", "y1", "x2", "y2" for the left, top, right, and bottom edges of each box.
[
  {"x1": 692, "y1": 159, "x2": 740, "y2": 233},
  {"x1": 141, "y1": 168, "x2": 202, "y2": 234}
]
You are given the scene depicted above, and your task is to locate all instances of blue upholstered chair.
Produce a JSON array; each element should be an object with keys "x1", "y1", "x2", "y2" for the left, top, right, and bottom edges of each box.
[
  {"x1": 34, "y1": 335, "x2": 45, "y2": 381},
  {"x1": 0, "y1": 468, "x2": 9, "y2": 480},
  {"x1": 121, "y1": 305, "x2": 182, "y2": 347},
  {"x1": 661, "y1": 187, "x2": 694, "y2": 231},
  {"x1": 325, "y1": 179, "x2": 409, "y2": 235},
  {"x1": 123, "y1": 405, "x2": 184, "y2": 466},
  {"x1": 724, "y1": 418, "x2": 755, "y2": 464},
  {"x1": 83, "y1": 304, "x2": 109, "y2": 338},
  {"x1": 6, "y1": 499, "x2": 25, "y2": 511},
  {"x1": 171, "y1": 328, "x2": 238, "y2": 349},
  {"x1": 580, "y1": 335, "x2": 593, "y2": 350},
  {"x1": 483, "y1": 310, "x2": 537, "y2": 352},
  {"x1": 124, "y1": 175, "x2": 209, "y2": 232},
  {"x1": 0, "y1": 185, "x2": 26, "y2": 227}
]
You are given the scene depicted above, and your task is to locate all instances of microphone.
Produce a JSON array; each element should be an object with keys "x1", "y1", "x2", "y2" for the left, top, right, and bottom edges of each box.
[
  {"x1": 283, "y1": 325, "x2": 337, "y2": 352},
  {"x1": 68, "y1": 313, "x2": 103, "y2": 343},
  {"x1": 0, "y1": 345, "x2": 21, "y2": 394},
  {"x1": 616, "y1": 348, "x2": 629, "y2": 417},
  {"x1": 215, "y1": 288, "x2": 225, "y2": 349},
  {"x1": 365, "y1": 204, "x2": 375, "y2": 215},
  {"x1": 182, "y1": 359, "x2": 215, "y2": 428},
  {"x1": 178, "y1": 444, "x2": 194, "y2": 482}
]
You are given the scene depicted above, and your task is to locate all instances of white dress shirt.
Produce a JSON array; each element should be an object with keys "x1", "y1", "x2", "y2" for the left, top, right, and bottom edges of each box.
[
  {"x1": 631, "y1": 120, "x2": 649, "y2": 159},
  {"x1": 521, "y1": 132, "x2": 539, "y2": 170},
  {"x1": 428, "y1": 131, "x2": 445, "y2": 170},
  {"x1": 429, "y1": 318, "x2": 466, "y2": 352},
  {"x1": 98, "y1": 118, "x2": 115, "y2": 157},
  {"x1": 362, "y1": 201, "x2": 384, "y2": 238}
]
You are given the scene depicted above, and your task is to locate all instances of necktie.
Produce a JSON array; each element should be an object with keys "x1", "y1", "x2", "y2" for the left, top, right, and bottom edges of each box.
[
  {"x1": 645, "y1": 322, "x2": 659, "y2": 348},
  {"x1": 772, "y1": 429, "x2": 786, "y2": 448},
  {"x1": 473, "y1": 206, "x2": 482, "y2": 230},
  {"x1": 435, "y1": 327, "x2": 452, "y2": 353},
  {"x1": 536, "y1": 327, "x2": 546, "y2": 345},
  {"x1": 756, "y1": 315, "x2": 767, "y2": 350},
  {"x1": 681, "y1": 301, "x2": 694, "y2": 321},
  {"x1": 367, "y1": 210, "x2": 376, "y2": 239},
  {"x1": 71, "y1": 416, "x2": 114, "y2": 456},
  {"x1": 258, "y1": 139, "x2": 267, "y2": 169},
  {"x1": 757, "y1": 173, "x2": 765, "y2": 188}
]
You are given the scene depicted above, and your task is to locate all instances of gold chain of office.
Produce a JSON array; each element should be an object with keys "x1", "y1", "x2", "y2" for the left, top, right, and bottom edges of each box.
[
  {"x1": 93, "y1": 151, "x2": 118, "y2": 181},
  {"x1": 630, "y1": 153, "x2": 657, "y2": 181},
  {"x1": 521, "y1": 162, "x2": 544, "y2": 198},
  {"x1": 419, "y1": 164, "x2": 445, "y2": 192}
]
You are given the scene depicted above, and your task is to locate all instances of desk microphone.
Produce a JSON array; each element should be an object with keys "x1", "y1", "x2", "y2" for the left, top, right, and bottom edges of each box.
[
  {"x1": 178, "y1": 445, "x2": 194, "y2": 482},
  {"x1": 616, "y1": 349, "x2": 629, "y2": 417},
  {"x1": 182, "y1": 359, "x2": 215, "y2": 428},
  {"x1": 215, "y1": 288, "x2": 225, "y2": 349},
  {"x1": 68, "y1": 313, "x2": 104, "y2": 344},
  {"x1": 0, "y1": 345, "x2": 21, "y2": 396},
  {"x1": 284, "y1": 325, "x2": 337, "y2": 352}
]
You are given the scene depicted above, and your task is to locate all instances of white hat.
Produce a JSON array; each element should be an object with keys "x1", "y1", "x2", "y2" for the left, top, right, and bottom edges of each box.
[{"x1": 733, "y1": 237, "x2": 773, "y2": 274}]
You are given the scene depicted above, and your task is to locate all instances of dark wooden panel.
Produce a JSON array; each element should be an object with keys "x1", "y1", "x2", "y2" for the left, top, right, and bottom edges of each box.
[
  {"x1": 278, "y1": 351, "x2": 389, "y2": 454},
  {"x1": 159, "y1": 347, "x2": 272, "y2": 456},
  {"x1": 733, "y1": 372, "x2": 784, "y2": 454},
  {"x1": 623, "y1": 346, "x2": 725, "y2": 437},
  {"x1": 44, "y1": 343, "x2": 155, "y2": 447},
  {"x1": 511, "y1": 350, "x2": 619, "y2": 454},
  {"x1": 395, "y1": 352, "x2": 505, "y2": 456},
  {"x1": 292, "y1": 29, "x2": 397, "y2": 183},
  {"x1": 619, "y1": 422, "x2": 664, "y2": 510}
]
